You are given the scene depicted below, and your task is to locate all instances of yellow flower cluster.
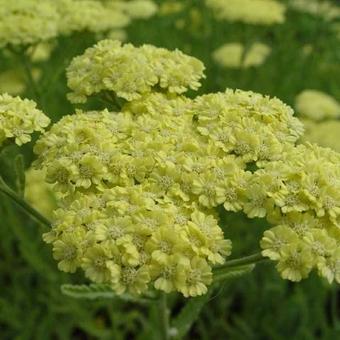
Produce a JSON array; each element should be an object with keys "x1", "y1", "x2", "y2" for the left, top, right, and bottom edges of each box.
[
  {"x1": 66, "y1": 40, "x2": 205, "y2": 103},
  {"x1": 289, "y1": 0, "x2": 340, "y2": 21},
  {"x1": 0, "y1": 94, "x2": 50, "y2": 147},
  {"x1": 25, "y1": 168, "x2": 57, "y2": 218},
  {"x1": 35, "y1": 93, "x2": 301, "y2": 295},
  {"x1": 0, "y1": 0, "x2": 157, "y2": 47},
  {"x1": 259, "y1": 144, "x2": 340, "y2": 283},
  {"x1": 212, "y1": 42, "x2": 271, "y2": 69},
  {"x1": 43, "y1": 186, "x2": 230, "y2": 296},
  {"x1": 205, "y1": 0, "x2": 286, "y2": 25},
  {"x1": 36, "y1": 41, "x2": 340, "y2": 295},
  {"x1": 0, "y1": 0, "x2": 59, "y2": 47},
  {"x1": 295, "y1": 90, "x2": 340, "y2": 121}
]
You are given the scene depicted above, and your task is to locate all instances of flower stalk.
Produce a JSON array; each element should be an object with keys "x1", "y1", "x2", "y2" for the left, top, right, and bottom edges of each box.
[
  {"x1": 0, "y1": 176, "x2": 50, "y2": 228},
  {"x1": 159, "y1": 293, "x2": 170, "y2": 340}
]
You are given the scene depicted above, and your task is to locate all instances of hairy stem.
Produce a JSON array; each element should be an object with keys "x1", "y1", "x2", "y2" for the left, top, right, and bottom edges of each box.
[
  {"x1": 0, "y1": 176, "x2": 51, "y2": 228},
  {"x1": 217, "y1": 252, "x2": 265, "y2": 269},
  {"x1": 159, "y1": 293, "x2": 170, "y2": 340}
]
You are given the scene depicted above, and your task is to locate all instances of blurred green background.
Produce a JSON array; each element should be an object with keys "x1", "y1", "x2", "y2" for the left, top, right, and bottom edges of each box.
[{"x1": 0, "y1": 0, "x2": 339, "y2": 339}]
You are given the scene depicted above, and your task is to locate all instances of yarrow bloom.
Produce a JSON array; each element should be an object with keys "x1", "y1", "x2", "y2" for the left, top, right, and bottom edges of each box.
[
  {"x1": 205, "y1": 0, "x2": 286, "y2": 25},
  {"x1": 36, "y1": 40, "x2": 340, "y2": 296},
  {"x1": 295, "y1": 90, "x2": 340, "y2": 121},
  {"x1": 212, "y1": 42, "x2": 271, "y2": 69},
  {"x1": 259, "y1": 144, "x2": 340, "y2": 283},
  {"x1": 0, "y1": 93, "x2": 50, "y2": 146},
  {"x1": 0, "y1": 0, "x2": 59, "y2": 47},
  {"x1": 66, "y1": 39, "x2": 205, "y2": 103}
]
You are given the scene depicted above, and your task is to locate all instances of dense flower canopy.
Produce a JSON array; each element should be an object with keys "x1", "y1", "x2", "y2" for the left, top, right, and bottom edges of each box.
[
  {"x1": 66, "y1": 40, "x2": 205, "y2": 103},
  {"x1": 0, "y1": 94, "x2": 50, "y2": 146},
  {"x1": 34, "y1": 40, "x2": 340, "y2": 297},
  {"x1": 205, "y1": 0, "x2": 286, "y2": 25}
]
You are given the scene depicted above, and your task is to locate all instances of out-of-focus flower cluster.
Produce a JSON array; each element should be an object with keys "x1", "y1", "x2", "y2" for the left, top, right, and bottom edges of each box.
[
  {"x1": 205, "y1": 0, "x2": 286, "y2": 25},
  {"x1": 289, "y1": 0, "x2": 340, "y2": 21},
  {"x1": 212, "y1": 42, "x2": 271, "y2": 69},
  {"x1": 301, "y1": 120, "x2": 340, "y2": 153},
  {"x1": 0, "y1": 0, "x2": 59, "y2": 47},
  {"x1": 25, "y1": 168, "x2": 57, "y2": 218},
  {"x1": 34, "y1": 40, "x2": 340, "y2": 296},
  {"x1": 0, "y1": 93, "x2": 50, "y2": 146},
  {"x1": 295, "y1": 90, "x2": 340, "y2": 121},
  {"x1": 0, "y1": 0, "x2": 157, "y2": 47},
  {"x1": 296, "y1": 90, "x2": 340, "y2": 152},
  {"x1": 66, "y1": 40, "x2": 205, "y2": 103}
]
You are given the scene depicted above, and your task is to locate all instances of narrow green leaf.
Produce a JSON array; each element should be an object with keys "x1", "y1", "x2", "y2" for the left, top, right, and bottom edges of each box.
[
  {"x1": 171, "y1": 291, "x2": 212, "y2": 339},
  {"x1": 61, "y1": 284, "x2": 152, "y2": 304},
  {"x1": 213, "y1": 264, "x2": 255, "y2": 283},
  {"x1": 14, "y1": 154, "x2": 25, "y2": 197}
]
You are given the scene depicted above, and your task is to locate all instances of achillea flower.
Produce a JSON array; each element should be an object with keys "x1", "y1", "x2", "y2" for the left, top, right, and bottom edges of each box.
[
  {"x1": 259, "y1": 144, "x2": 340, "y2": 283},
  {"x1": 0, "y1": 0, "x2": 59, "y2": 47},
  {"x1": 295, "y1": 90, "x2": 340, "y2": 121},
  {"x1": 205, "y1": 0, "x2": 286, "y2": 25},
  {"x1": 212, "y1": 42, "x2": 271, "y2": 69},
  {"x1": 43, "y1": 186, "x2": 230, "y2": 296},
  {"x1": 0, "y1": 93, "x2": 50, "y2": 146},
  {"x1": 66, "y1": 40, "x2": 205, "y2": 103},
  {"x1": 38, "y1": 41, "x2": 340, "y2": 295}
]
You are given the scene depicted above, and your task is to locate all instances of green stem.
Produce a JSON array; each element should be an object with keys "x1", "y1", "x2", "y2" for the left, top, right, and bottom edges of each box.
[
  {"x1": 216, "y1": 252, "x2": 265, "y2": 269},
  {"x1": 159, "y1": 293, "x2": 170, "y2": 340},
  {"x1": 20, "y1": 53, "x2": 41, "y2": 102},
  {"x1": 0, "y1": 176, "x2": 50, "y2": 228},
  {"x1": 8, "y1": 46, "x2": 41, "y2": 103}
]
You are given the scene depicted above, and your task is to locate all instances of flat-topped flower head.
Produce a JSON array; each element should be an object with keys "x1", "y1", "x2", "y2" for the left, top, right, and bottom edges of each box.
[
  {"x1": 257, "y1": 144, "x2": 340, "y2": 283},
  {"x1": 0, "y1": 0, "x2": 59, "y2": 47},
  {"x1": 43, "y1": 185, "x2": 231, "y2": 296},
  {"x1": 0, "y1": 93, "x2": 50, "y2": 146},
  {"x1": 66, "y1": 39, "x2": 205, "y2": 103},
  {"x1": 205, "y1": 0, "x2": 286, "y2": 25},
  {"x1": 39, "y1": 41, "x2": 340, "y2": 296}
]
